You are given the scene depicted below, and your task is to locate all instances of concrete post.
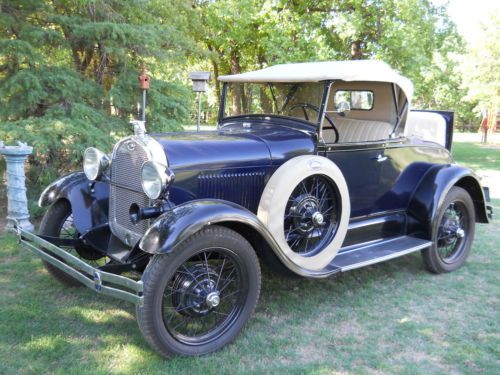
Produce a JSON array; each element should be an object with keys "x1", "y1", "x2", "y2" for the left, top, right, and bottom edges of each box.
[{"x1": 0, "y1": 141, "x2": 34, "y2": 232}]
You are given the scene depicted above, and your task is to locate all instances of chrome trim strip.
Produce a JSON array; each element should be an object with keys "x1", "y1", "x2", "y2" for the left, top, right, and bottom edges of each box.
[{"x1": 17, "y1": 227, "x2": 144, "y2": 305}]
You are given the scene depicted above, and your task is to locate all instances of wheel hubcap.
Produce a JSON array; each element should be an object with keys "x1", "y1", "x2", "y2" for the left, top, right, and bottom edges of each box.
[
  {"x1": 312, "y1": 211, "x2": 324, "y2": 226},
  {"x1": 171, "y1": 264, "x2": 220, "y2": 316},
  {"x1": 206, "y1": 292, "x2": 220, "y2": 308}
]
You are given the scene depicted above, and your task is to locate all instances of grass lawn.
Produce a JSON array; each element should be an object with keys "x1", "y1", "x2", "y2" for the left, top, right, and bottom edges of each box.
[
  {"x1": 1, "y1": 143, "x2": 499, "y2": 374},
  {"x1": 452, "y1": 142, "x2": 499, "y2": 171}
]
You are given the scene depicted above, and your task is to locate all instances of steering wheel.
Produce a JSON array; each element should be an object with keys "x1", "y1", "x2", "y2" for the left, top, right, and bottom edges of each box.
[{"x1": 287, "y1": 103, "x2": 339, "y2": 143}]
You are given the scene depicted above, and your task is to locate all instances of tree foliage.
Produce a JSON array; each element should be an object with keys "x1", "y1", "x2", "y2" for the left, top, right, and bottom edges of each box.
[
  {"x1": 0, "y1": 0, "x2": 195, "y2": 184},
  {"x1": 0, "y1": 0, "x2": 483, "y2": 186},
  {"x1": 194, "y1": 0, "x2": 465, "y2": 122},
  {"x1": 460, "y1": 10, "x2": 500, "y2": 113}
]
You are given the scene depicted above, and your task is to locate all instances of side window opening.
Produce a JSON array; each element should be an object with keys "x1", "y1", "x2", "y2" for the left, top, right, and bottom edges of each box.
[
  {"x1": 323, "y1": 88, "x2": 396, "y2": 143},
  {"x1": 334, "y1": 90, "x2": 374, "y2": 111}
]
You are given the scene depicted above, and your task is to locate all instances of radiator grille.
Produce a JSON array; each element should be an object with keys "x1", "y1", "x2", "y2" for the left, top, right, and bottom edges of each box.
[{"x1": 109, "y1": 137, "x2": 151, "y2": 246}]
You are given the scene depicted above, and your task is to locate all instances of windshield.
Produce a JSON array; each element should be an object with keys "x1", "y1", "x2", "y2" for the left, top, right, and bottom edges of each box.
[{"x1": 223, "y1": 82, "x2": 325, "y2": 124}]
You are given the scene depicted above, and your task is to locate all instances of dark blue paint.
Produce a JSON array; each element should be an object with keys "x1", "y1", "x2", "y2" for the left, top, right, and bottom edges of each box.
[
  {"x1": 153, "y1": 119, "x2": 316, "y2": 210},
  {"x1": 407, "y1": 164, "x2": 489, "y2": 239},
  {"x1": 39, "y1": 171, "x2": 109, "y2": 234},
  {"x1": 40, "y1": 114, "x2": 488, "y2": 256},
  {"x1": 139, "y1": 199, "x2": 276, "y2": 255}
]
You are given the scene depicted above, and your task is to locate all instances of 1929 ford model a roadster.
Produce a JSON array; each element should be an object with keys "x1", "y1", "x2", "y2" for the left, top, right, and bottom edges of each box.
[{"x1": 17, "y1": 60, "x2": 492, "y2": 357}]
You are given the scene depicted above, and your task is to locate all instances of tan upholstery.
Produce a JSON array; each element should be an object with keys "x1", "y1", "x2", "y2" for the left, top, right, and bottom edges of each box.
[
  {"x1": 327, "y1": 81, "x2": 398, "y2": 123},
  {"x1": 323, "y1": 117, "x2": 394, "y2": 143}
]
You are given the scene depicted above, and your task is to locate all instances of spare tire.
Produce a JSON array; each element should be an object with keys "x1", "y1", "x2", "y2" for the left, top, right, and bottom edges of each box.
[{"x1": 257, "y1": 155, "x2": 350, "y2": 272}]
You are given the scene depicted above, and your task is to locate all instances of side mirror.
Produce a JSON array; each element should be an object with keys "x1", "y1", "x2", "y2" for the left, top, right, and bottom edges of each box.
[{"x1": 336, "y1": 101, "x2": 351, "y2": 117}]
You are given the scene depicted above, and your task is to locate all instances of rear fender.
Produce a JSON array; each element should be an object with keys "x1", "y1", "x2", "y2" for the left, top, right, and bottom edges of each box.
[
  {"x1": 407, "y1": 164, "x2": 489, "y2": 239},
  {"x1": 39, "y1": 171, "x2": 109, "y2": 233}
]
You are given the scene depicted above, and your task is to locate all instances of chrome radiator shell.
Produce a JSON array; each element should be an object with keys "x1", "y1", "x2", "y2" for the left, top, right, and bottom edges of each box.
[{"x1": 109, "y1": 136, "x2": 167, "y2": 246}]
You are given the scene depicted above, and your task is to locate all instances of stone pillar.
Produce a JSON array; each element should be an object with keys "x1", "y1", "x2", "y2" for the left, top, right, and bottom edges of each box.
[{"x1": 0, "y1": 142, "x2": 34, "y2": 232}]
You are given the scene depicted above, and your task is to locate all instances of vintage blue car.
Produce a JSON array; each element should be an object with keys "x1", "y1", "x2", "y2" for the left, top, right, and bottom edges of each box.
[{"x1": 17, "y1": 60, "x2": 492, "y2": 357}]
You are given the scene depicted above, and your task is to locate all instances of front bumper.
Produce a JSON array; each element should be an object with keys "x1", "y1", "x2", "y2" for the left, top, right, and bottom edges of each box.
[
  {"x1": 483, "y1": 186, "x2": 494, "y2": 220},
  {"x1": 15, "y1": 226, "x2": 144, "y2": 306}
]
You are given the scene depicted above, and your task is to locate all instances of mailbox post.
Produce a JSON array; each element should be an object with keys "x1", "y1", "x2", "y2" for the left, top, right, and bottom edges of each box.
[{"x1": 189, "y1": 72, "x2": 211, "y2": 131}]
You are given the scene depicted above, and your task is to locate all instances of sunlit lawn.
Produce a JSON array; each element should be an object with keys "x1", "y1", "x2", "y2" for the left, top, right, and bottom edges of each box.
[
  {"x1": 452, "y1": 142, "x2": 499, "y2": 171},
  {"x1": 0, "y1": 142, "x2": 498, "y2": 374}
]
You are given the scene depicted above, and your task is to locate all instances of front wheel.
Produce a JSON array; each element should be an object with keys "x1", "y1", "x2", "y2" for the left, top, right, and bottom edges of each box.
[
  {"x1": 39, "y1": 200, "x2": 106, "y2": 286},
  {"x1": 136, "y1": 226, "x2": 261, "y2": 357},
  {"x1": 422, "y1": 186, "x2": 476, "y2": 273}
]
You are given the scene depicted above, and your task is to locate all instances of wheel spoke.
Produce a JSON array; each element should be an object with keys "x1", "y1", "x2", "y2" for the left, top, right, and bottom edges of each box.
[
  {"x1": 283, "y1": 175, "x2": 340, "y2": 255},
  {"x1": 161, "y1": 247, "x2": 244, "y2": 343},
  {"x1": 214, "y1": 257, "x2": 227, "y2": 290},
  {"x1": 436, "y1": 200, "x2": 469, "y2": 262}
]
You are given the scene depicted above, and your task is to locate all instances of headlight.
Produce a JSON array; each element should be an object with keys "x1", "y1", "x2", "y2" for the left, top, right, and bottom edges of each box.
[
  {"x1": 141, "y1": 161, "x2": 174, "y2": 199},
  {"x1": 83, "y1": 147, "x2": 110, "y2": 181}
]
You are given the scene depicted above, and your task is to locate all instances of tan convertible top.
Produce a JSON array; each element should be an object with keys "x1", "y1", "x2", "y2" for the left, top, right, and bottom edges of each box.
[{"x1": 218, "y1": 60, "x2": 413, "y2": 103}]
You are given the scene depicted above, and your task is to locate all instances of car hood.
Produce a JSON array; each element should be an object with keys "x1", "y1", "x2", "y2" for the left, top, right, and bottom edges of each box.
[{"x1": 151, "y1": 124, "x2": 315, "y2": 171}]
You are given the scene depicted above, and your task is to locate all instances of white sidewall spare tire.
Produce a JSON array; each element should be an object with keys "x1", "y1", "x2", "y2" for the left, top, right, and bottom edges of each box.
[{"x1": 257, "y1": 155, "x2": 350, "y2": 272}]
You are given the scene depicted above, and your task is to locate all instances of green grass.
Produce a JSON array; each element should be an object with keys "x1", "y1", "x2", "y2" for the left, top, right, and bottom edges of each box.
[
  {"x1": 452, "y1": 142, "x2": 499, "y2": 171},
  {"x1": 1, "y1": 143, "x2": 499, "y2": 374}
]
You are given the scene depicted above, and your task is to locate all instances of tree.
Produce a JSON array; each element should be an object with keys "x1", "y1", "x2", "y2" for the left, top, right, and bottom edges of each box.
[
  {"x1": 0, "y1": 0, "x2": 196, "y2": 182},
  {"x1": 460, "y1": 9, "x2": 499, "y2": 139},
  {"x1": 194, "y1": 0, "x2": 463, "y2": 122}
]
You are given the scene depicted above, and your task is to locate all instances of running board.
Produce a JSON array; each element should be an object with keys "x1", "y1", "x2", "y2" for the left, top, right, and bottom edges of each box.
[{"x1": 332, "y1": 236, "x2": 432, "y2": 272}]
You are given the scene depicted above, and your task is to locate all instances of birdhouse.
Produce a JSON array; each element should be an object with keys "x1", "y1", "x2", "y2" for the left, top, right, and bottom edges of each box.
[
  {"x1": 189, "y1": 71, "x2": 211, "y2": 92},
  {"x1": 139, "y1": 72, "x2": 150, "y2": 90}
]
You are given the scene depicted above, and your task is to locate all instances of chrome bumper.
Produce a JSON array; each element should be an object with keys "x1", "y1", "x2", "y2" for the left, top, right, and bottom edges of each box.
[{"x1": 15, "y1": 226, "x2": 144, "y2": 306}]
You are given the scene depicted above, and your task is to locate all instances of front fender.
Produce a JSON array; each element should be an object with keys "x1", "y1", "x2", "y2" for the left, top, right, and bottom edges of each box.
[
  {"x1": 407, "y1": 164, "x2": 489, "y2": 239},
  {"x1": 139, "y1": 199, "x2": 272, "y2": 255},
  {"x1": 39, "y1": 171, "x2": 109, "y2": 233},
  {"x1": 139, "y1": 199, "x2": 342, "y2": 278}
]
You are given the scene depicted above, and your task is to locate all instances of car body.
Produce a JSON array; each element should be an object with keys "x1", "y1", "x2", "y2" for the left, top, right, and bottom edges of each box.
[{"x1": 17, "y1": 60, "x2": 492, "y2": 357}]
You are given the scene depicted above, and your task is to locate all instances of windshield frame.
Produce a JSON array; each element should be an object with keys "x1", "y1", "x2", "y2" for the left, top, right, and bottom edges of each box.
[{"x1": 218, "y1": 81, "x2": 333, "y2": 133}]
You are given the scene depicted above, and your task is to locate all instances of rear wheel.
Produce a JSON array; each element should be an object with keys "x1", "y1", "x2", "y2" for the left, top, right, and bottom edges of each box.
[
  {"x1": 422, "y1": 187, "x2": 475, "y2": 273},
  {"x1": 39, "y1": 200, "x2": 106, "y2": 286},
  {"x1": 136, "y1": 226, "x2": 261, "y2": 357}
]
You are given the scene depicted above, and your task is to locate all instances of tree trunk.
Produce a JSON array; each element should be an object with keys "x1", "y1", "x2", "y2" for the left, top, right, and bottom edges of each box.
[
  {"x1": 257, "y1": 52, "x2": 272, "y2": 113},
  {"x1": 351, "y1": 40, "x2": 362, "y2": 59},
  {"x1": 212, "y1": 59, "x2": 221, "y2": 101},
  {"x1": 230, "y1": 49, "x2": 242, "y2": 114}
]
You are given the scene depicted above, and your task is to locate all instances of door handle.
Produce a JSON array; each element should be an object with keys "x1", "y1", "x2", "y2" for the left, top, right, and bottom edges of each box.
[{"x1": 372, "y1": 154, "x2": 388, "y2": 162}]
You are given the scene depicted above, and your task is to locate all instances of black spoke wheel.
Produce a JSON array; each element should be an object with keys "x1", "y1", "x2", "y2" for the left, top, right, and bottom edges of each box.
[
  {"x1": 137, "y1": 226, "x2": 261, "y2": 357},
  {"x1": 284, "y1": 174, "x2": 341, "y2": 256},
  {"x1": 422, "y1": 186, "x2": 475, "y2": 273},
  {"x1": 39, "y1": 200, "x2": 107, "y2": 286}
]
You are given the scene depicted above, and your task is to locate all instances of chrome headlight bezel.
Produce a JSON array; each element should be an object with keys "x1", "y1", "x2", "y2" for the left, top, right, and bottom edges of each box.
[
  {"x1": 141, "y1": 160, "x2": 174, "y2": 200},
  {"x1": 83, "y1": 147, "x2": 110, "y2": 181}
]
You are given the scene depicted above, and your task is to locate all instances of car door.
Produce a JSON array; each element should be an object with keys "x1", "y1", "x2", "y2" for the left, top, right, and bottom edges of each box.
[{"x1": 322, "y1": 142, "x2": 388, "y2": 218}]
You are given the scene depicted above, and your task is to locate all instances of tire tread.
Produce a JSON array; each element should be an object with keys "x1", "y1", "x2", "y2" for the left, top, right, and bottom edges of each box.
[{"x1": 136, "y1": 225, "x2": 261, "y2": 358}]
